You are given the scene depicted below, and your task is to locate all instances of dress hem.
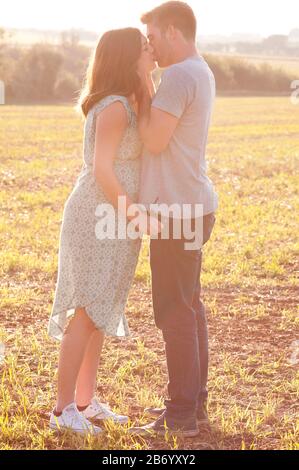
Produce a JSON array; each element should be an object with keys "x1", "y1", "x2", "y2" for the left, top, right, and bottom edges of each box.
[{"x1": 47, "y1": 305, "x2": 132, "y2": 343}]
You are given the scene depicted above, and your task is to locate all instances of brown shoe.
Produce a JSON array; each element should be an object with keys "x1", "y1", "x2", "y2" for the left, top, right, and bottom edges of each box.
[
  {"x1": 145, "y1": 401, "x2": 210, "y2": 425},
  {"x1": 129, "y1": 411, "x2": 199, "y2": 438}
]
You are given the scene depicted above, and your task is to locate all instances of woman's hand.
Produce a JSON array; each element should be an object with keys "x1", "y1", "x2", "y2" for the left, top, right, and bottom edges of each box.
[
  {"x1": 146, "y1": 74, "x2": 156, "y2": 98},
  {"x1": 128, "y1": 209, "x2": 163, "y2": 237},
  {"x1": 145, "y1": 213, "x2": 163, "y2": 236},
  {"x1": 137, "y1": 70, "x2": 156, "y2": 99}
]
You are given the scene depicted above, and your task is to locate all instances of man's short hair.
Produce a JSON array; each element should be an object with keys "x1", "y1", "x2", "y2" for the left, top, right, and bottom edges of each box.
[{"x1": 141, "y1": 1, "x2": 197, "y2": 41}]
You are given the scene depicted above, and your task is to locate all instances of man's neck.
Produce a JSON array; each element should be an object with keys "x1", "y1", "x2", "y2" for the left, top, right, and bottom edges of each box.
[{"x1": 170, "y1": 44, "x2": 199, "y2": 65}]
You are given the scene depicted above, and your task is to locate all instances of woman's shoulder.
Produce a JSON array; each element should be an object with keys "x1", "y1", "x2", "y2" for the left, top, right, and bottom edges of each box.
[
  {"x1": 92, "y1": 94, "x2": 128, "y2": 111},
  {"x1": 90, "y1": 94, "x2": 133, "y2": 122}
]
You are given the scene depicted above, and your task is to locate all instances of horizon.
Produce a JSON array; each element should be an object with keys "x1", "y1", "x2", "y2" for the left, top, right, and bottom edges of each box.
[
  {"x1": 5, "y1": 25, "x2": 298, "y2": 40},
  {"x1": 1, "y1": 0, "x2": 299, "y2": 37}
]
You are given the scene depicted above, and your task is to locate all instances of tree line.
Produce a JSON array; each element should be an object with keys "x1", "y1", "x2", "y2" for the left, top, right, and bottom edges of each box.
[
  {"x1": 0, "y1": 29, "x2": 296, "y2": 104},
  {"x1": 204, "y1": 33, "x2": 299, "y2": 57}
]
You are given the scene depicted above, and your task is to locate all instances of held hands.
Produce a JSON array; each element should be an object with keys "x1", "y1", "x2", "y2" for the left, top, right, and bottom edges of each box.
[
  {"x1": 128, "y1": 206, "x2": 163, "y2": 237},
  {"x1": 139, "y1": 212, "x2": 163, "y2": 237}
]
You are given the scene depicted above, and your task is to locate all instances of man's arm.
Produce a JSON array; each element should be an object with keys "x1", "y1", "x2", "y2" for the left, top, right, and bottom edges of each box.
[
  {"x1": 138, "y1": 67, "x2": 190, "y2": 155},
  {"x1": 138, "y1": 88, "x2": 179, "y2": 155}
]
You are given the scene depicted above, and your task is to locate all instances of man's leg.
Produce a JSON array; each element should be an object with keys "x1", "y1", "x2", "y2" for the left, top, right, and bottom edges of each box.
[
  {"x1": 194, "y1": 213, "x2": 216, "y2": 410},
  {"x1": 150, "y1": 220, "x2": 202, "y2": 420},
  {"x1": 192, "y1": 253, "x2": 209, "y2": 407},
  {"x1": 144, "y1": 214, "x2": 215, "y2": 424}
]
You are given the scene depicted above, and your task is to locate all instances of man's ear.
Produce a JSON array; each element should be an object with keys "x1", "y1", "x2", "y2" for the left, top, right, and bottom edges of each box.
[{"x1": 166, "y1": 24, "x2": 176, "y2": 41}]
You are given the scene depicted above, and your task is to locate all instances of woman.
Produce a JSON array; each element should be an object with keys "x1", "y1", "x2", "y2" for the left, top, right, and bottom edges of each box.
[{"x1": 47, "y1": 28, "x2": 159, "y2": 435}]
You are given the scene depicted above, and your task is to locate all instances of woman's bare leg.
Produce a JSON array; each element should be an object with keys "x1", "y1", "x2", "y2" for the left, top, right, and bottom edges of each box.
[
  {"x1": 55, "y1": 308, "x2": 96, "y2": 413},
  {"x1": 75, "y1": 328, "x2": 105, "y2": 408}
]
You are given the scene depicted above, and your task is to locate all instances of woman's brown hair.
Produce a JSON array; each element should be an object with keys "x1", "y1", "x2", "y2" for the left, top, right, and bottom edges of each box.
[{"x1": 79, "y1": 28, "x2": 142, "y2": 117}]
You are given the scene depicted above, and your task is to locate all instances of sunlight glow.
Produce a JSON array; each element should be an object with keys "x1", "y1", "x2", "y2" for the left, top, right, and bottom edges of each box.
[{"x1": 1, "y1": 0, "x2": 298, "y2": 36}]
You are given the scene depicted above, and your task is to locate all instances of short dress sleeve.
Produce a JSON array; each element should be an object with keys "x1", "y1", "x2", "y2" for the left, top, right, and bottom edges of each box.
[{"x1": 91, "y1": 95, "x2": 134, "y2": 125}]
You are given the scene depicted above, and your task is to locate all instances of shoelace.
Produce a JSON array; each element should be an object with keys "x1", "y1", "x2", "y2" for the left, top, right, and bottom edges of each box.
[
  {"x1": 65, "y1": 406, "x2": 93, "y2": 429},
  {"x1": 92, "y1": 400, "x2": 114, "y2": 416}
]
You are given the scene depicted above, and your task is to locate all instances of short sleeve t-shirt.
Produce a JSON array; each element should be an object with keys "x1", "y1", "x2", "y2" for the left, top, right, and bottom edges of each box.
[{"x1": 139, "y1": 55, "x2": 218, "y2": 217}]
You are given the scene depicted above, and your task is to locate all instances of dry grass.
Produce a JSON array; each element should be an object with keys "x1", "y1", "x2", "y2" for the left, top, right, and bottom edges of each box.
[{"x1": 0, "y1": 97, "x2": 298, "y2": 450}]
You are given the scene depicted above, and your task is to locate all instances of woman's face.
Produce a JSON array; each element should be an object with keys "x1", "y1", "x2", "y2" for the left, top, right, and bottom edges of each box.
[{"x1": 137, "y1": 34, "x2": 156, "y2": 74}]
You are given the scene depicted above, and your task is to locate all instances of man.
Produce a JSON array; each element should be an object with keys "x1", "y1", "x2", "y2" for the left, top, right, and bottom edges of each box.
[{"x1": 131, "y1": 1, "x2": 218, "y2": 437}]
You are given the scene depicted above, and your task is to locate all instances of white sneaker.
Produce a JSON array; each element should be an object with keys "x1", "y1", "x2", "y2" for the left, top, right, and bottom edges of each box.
[
  {"x1": 49, "y1": 402, "x2": 103, "y2": 435},
  {"x1": 81, "y1": 397, "x2": 129, "y2": 425}
]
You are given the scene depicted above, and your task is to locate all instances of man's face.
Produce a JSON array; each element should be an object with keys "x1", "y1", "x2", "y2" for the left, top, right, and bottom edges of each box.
[{"x1": 147, "y1": 23, "x2": 171, "y2": 67}]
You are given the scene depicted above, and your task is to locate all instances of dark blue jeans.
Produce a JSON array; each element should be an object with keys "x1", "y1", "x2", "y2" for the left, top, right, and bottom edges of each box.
[{"x1": 150, "y1": 213, "x2": 216, "y2": 419}]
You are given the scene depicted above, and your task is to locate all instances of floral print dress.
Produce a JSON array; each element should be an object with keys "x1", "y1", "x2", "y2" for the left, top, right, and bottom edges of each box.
[{"x1": 47, "y1": 95, "x2": 143, "y2": 341}]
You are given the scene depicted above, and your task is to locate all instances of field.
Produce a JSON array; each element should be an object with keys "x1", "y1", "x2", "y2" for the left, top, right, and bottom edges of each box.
[{"x1": 0, "y1": 97, "x2": 298, "y2": 450}]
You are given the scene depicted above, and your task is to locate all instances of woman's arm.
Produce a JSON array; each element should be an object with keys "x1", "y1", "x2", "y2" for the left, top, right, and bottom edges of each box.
[
  {"x1": 93, "y1": 101, "x2": 161, "y2": 234},
  {"x1": 93, "y1": 101, "x2": 133, "y2": 218}
]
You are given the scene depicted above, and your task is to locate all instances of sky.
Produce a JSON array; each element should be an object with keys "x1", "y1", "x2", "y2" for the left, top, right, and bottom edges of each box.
[{"x1": 1, "y1": 0, "x2": 298, "y2": 37}]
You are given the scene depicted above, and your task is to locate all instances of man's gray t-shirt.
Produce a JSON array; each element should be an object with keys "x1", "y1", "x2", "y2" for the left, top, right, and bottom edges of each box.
[{"x1": 139, "y1": 55, "x2": 218, "y2": 217}]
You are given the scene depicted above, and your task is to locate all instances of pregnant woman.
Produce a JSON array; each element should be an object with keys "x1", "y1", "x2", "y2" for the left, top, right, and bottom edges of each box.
[{"x1": 47, "y1": 28, "x2": 158, "y2": 435}]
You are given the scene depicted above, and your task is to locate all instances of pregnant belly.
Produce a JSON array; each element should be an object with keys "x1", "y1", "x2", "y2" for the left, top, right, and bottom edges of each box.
[{"x1": 114, "y1": 160, "x2": 140, "y2": 197}]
